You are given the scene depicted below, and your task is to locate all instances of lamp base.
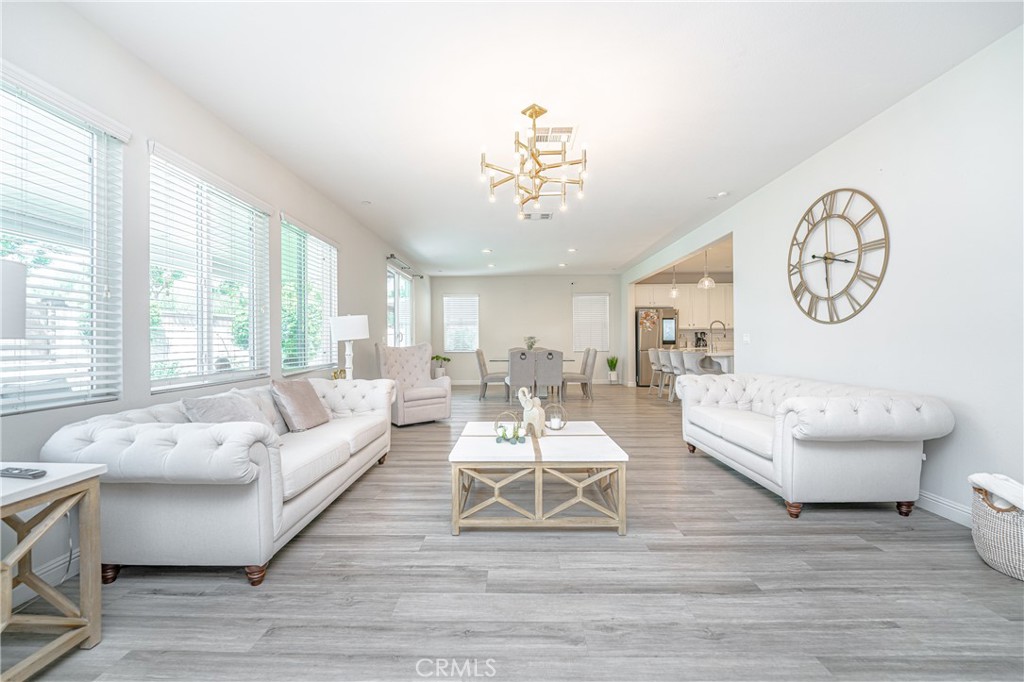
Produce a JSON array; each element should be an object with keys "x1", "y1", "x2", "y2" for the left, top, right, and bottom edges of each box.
[{"x1": 331, "y1": 368, "x2": 347, "y2": 380}]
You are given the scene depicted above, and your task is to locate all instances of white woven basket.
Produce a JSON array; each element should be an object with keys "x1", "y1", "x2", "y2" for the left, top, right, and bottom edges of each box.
[{"x1": 971, "y1": 486, "x2": 1024, "y2": 581}]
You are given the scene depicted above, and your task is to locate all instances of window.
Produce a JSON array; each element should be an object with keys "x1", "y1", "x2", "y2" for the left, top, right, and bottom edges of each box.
[
  {"x1": 386, "y1": 266, "x2": 413, "y2": 347},
  {"x1": 572, "y1": 293, "x2": 610, "y2": 352},
  {"x1": 149, "y1": 147, "x2": 269, "y2": 391},
  {"x1": 0, "y1": 84, "x2": 123, "y2": 415},
  {"x1": 281, "y1": 216, "x2": 337, "y2": 373},
  {"x1": 442, "y1": 295, "x2": 478, "y2": 352}
]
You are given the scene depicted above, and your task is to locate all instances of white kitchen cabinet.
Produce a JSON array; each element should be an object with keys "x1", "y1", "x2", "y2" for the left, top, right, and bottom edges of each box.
[
  {"x1": 635, "y1": 284, "x2": 680, "y2": 308},
  {"x1": 689, "y1": 287, "x2": 711, "y2": 328},
  {"x1": 709, "y1": 284, "x2": 734, "y2": 328},
  {"x1": 634, "y1": 284, "x2": 655, "y2": 307}
]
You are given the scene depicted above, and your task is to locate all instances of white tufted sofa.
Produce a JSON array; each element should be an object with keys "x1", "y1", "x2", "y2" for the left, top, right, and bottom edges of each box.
[
  {"x1": 675, "y1": 374, "x2": 955, "y2": 518},
  {"x1": 40, "y1": 378, "x2": 395, "y2": 585},
  {"x1": 376, "y1": 342, "x2": 451, "y2": 426}
]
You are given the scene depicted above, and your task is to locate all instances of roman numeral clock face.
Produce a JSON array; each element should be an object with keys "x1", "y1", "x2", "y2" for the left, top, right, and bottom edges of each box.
[{"x1": 788, "y1": 188, "x2": 889, "y2": 324}]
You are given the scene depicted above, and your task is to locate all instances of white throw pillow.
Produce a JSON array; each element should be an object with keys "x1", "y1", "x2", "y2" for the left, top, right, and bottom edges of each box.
[{"x1": 183, "y1": 393, "x2": 273, "y2": 427}]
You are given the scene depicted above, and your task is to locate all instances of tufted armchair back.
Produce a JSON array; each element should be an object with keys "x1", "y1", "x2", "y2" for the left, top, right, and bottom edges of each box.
[{"x1": 377, "y1": 343, "x2": 432, "y2": 388}]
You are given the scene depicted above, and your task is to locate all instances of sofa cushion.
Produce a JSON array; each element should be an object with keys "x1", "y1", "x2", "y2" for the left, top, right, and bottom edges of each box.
[
  {"x1": 405, "y1": 386, "x2": 448, "y2": 402},
  {"x1": 328, "y1": 414, "x2": 389, "y2": 453},
  {"x1": 183, "y1": 393, "x2": 272, "y2": 427},
  {"x1": 687, "y1": 406, "x2": 774, "y2": 459},
  {"x1": 233, "y1": 386, "x2": 289, "y2": 435},
  {"x1": 272, "y1": 379, "x2": 330, "y2": 432},
  {"x1": 279, "y1": 422, "x2": 354, "y2": 500}
]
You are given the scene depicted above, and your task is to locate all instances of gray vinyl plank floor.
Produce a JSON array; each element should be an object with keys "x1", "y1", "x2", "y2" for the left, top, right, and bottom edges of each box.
[{"x1": 3, "y1": 386, "x2": 1022, "y2": 682}]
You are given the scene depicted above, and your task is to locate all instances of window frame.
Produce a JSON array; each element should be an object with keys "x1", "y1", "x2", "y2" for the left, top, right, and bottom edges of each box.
[
  {"x1": 572, "y1": 292, "x2": 611, "y2": 352},
  {"x1": 148, "y1": 144, "x2": 271, "y2": 393},
  {"x1": 0, "y1": 77, "x2": 126, "y2": 416},
  {"x1": 442, "y1": 294, "x2": 479, "y2": 353},
  {"x1": 280, "y1": 214, "x2": 338, "y2": 375},
  {"x1": 386, "y1": 265, "x2": 414, "y2": 347}
]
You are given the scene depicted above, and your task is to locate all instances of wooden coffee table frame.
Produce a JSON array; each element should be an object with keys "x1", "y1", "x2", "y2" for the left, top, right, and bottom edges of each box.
[{"x1": 450, "y1": 461, "x2": 627, "y2": 535}]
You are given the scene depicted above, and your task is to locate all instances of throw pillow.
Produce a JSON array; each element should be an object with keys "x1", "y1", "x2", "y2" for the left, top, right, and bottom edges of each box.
[
  {"x1": 183, "y1": 393, "x2": 273, "y2": 426},
  {"x1": 271, "y1": 379, "x2": 330, "y2": 432}
]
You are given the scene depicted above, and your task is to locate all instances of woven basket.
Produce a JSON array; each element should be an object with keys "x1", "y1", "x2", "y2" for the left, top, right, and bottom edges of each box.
[{"x1": 971, "y1": 486, "x2": 1024, "y2": 581}]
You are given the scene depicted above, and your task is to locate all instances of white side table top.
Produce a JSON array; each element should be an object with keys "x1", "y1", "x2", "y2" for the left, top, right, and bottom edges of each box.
[{"x1": 0, "y1": 462, "x2": 107, "y2": 507}]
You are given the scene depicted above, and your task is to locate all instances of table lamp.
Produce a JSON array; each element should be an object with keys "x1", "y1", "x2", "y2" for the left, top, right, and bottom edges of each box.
[
  {"x1": 329, "y1": 314, "x2": 369, "y2": 380},
  {"x1": 1, "y1": 260, "x2": 27, "y2": 339}
]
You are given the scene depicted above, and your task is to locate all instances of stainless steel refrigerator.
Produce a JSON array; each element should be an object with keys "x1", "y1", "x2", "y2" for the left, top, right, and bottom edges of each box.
[{"x1": 636, "y1": 307, "x2": 678, "y2": 387}]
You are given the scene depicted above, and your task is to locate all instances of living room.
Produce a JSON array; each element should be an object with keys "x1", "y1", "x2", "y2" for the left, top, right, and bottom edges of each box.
[{"x1": 1, "y1": 2, "x2": 1022, "y2": 681}]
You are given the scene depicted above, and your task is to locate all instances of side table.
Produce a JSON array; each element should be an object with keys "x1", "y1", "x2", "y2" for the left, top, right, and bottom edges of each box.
[{"x1": 1, "y1": 462, "x2": 106, "y2": 682}]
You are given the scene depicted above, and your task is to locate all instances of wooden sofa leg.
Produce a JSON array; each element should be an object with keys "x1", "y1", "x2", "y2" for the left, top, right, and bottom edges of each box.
[
  {"x1": 245, "y1": 564, "x2": 267, "y2": 586},
  {"x1": 686, "y1": 443, "x2": 696, "y2": 453},
  {"x1": 378, "y1": 453, "x2": 387, "y2": 465},
  {"x1": 785, "y1": 501, "x2": 803, "y2": 519},
  {"x1": 896, "y1": 501, "x2": 915, "y2": 517},
  {"x1": 101, "y1": 563, "x2": 121, "y2": 584}
]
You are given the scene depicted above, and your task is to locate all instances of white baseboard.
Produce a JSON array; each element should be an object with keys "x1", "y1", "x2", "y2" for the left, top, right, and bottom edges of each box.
[
  {"x1": 12, "y1": 549, "x2": 80, "y2": 609},
  {"x1": 917, "y1": 490, "x2": 971, "y2": 527}
]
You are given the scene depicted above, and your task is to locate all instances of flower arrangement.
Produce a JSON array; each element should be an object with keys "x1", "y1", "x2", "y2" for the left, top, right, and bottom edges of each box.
[{"x1": 524, "y1": 336, "x2": 538, "y2": 350}]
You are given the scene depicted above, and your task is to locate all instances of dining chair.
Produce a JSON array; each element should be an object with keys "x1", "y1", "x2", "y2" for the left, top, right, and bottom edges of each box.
[
  {"x1": 475, "y1": 348, "x2": 508, "y2": 400},
  {"x1": 658, "y1": 349, "x2": 675, "y2": 398},
  {"x1": 504, "y1": 349, "x2": 536, "y2": 404},
  {"x1": 563, "y1": 347, "x2": 594, "y2": 400},
  {"x1": 535, "y1": 349, "x2": 564, "y2": 402},
  {"x1": 668, "y1": 350, "x2": 686, "y2": 402},
  {"x1": 646, "y1": 348, "x2": 663, "y2": 396}
]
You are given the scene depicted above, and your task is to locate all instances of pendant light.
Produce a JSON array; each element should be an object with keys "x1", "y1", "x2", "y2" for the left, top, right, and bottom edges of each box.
[
  {"x1": 669, "y1": 265, "x2": 678, "y2": 298},
  {"x1": 697, "y1": 250, "x2": 716, "y2": 290}
]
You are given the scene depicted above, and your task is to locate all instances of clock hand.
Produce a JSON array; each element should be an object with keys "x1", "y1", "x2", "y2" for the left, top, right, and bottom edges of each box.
[{"x1": 802, "y1": 254, "x2": 856, "y2": 266}]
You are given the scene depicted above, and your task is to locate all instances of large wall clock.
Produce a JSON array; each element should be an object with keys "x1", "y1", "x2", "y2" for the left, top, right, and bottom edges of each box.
[{"x1": 787, "y1": 188, "x2": 889, "y2": 324}]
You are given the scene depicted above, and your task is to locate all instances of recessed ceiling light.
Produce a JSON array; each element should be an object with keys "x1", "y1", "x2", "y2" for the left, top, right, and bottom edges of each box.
[
  {"x1": 567, "y1": 248, "x2": 577, "y2": 253},
  {"x1": 706, "y1": 191, "x2": 731, "y2": 201},
  {"x1": 717, "y1": 191, "x2": 730, "y2": 197},
  {"x1": 558, "y1": 263, "x2": 567, "y2": 268},
  {"x1": 481, "y1": 249, "x2": 493, "y2": 254},
  {"x1": 487, "y1": 263, "x2": 495, "y2": 268},
  {"x1": 360, "y1": 200, "x2": 372, "y2": 205}
]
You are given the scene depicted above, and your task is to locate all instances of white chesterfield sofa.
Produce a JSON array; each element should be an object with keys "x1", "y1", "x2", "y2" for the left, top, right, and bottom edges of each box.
[
  {"x1": 40, "y1": 378, "x2": 394, "y2": 586},
  {"x1": 675, "y1": 374, "x2": 955, "y2": 518}
]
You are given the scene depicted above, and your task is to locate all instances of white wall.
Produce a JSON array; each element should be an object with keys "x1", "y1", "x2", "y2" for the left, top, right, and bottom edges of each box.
[
  {"x1": 0, "y1": 1, "x2": 419, "y2": 461},
  {"x1": 430, "y1": 275, "x2": 623, "y2": 385},
  {"x1": 623, "y1": 28, "x2": 1024, "y2": 525}
]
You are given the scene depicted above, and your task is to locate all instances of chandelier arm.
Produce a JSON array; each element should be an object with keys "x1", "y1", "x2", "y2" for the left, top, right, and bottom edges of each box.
[
  {"x1": 484, "y1": 163, "x2": 514, "y2": 176},
  {"x1": 490, "y1": 175, "x2": 515, "y2": 189}
]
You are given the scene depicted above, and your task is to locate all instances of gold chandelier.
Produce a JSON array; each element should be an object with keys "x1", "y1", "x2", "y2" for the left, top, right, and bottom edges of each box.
[{"x1": 480, "y1": 103, "x2": 587, "y2": 219}]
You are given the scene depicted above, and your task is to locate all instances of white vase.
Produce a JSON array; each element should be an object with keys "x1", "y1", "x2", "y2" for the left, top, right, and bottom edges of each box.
[{"x1": 608, "y1": 371, "x2": 618, "y2": 384}]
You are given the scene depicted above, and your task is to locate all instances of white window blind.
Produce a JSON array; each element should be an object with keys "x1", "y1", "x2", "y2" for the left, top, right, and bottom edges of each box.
[
  {"x1": 386, "y1": 266, "x2": 413, "y2": 347},
  {"x1": 573, "y1": 293, "x2": 610, "y2": 352},
  {"x1": 442, "y1": 295, "x2": 478, "y2": 353},
  {"x1": 149, "y1": 151, "x2": 269, "y2": 391},
  {"x1": 0, "y1": 85, "x2": 123, "y2": 415},
  {"x1": 281, "y1": 217, "x2": 337, "y2": 373}
]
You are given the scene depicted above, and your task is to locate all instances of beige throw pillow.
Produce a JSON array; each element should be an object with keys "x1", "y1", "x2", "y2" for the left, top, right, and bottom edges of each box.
[{"x1": 271, "y1": 379, "x2": 330, "y2": 432}]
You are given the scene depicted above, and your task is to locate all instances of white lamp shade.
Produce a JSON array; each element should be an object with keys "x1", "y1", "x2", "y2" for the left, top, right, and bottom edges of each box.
[
  {"x1": 329, "y1": 314, "x2": 369, "y2": 342},
  {"x1": 1, "y1": 260, "x2": 27, "y2": 339}
]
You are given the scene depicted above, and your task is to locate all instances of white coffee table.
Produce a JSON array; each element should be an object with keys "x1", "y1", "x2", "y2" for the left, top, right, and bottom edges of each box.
[{"x1": 448, "y1": 421, "x2": 628, "y2": 535}]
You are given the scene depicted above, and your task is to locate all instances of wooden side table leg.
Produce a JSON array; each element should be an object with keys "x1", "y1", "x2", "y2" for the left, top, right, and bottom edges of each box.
[
  {"x1": 79, "y1": 480, "x2": 102, "y2": 648},
  {"x1": 450, "y1": 466, "x2": 461, "y2": 536},
  {"x1": 617, "y1": 464, "x2": 627, "y2": 536}
]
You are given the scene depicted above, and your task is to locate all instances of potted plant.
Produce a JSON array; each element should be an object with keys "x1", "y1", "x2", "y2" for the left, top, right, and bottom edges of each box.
[
  {"x1": 607, "y1": 356, "x2": 619, "y2": 384},
  {"x1": 431, "y1": 354, "x2": 451, "y2": 379},
  {"x1": 524, "y1": 336, "x2": 538, "y2": 350}
]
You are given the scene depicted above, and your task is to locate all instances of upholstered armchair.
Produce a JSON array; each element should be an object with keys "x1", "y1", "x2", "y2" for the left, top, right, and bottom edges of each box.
[{"x1": 376, "y1": 343, "x2": 451, "y2": 426}]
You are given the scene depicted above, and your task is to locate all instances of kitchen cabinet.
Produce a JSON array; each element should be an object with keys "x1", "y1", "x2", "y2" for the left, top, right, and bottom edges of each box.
[
  {"x1": 709, "y1": 284, "x2": 734, "y2": 328},
  {"x1": 635, "y1": 284, "x2": 678, "y2": 308}
]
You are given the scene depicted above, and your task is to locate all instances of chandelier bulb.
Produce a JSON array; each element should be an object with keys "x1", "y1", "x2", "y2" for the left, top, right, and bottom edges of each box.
[
  {"x1": 517, "y1": 211, "x2": 525, "y2": 221},
  {"x1": 577, "y1": 191, "x2": 584, "y2": 200},
  {"x1": 560, "y1": 202, "x2": 568, "y2": 212},
  {"x1": 488, "y1": 193, "x2": 496, "y2": 204},
  {"x1": 533, "y1": 201, "x2": 540, "y2": 209}
]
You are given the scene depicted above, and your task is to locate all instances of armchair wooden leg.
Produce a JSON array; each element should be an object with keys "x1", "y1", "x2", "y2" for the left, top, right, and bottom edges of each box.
[
  {"x1": 101, "y1": 563, "x2": 121, "y2": 584},
  {"x1": 245, "y1": 564, "x2": 268, "y2": 586},
  {"x1": 785, "y1": 501, "x2": 803, "y2": 519},
  {"x1": 686, "y1": 443, "x2": 696, "y2": 453},
  {"x1": 896, "y1": 501, "x2": 915, "y2": 517},
  {"x1": 378, "y1": 453, "x2": 387, "y2": 465}
]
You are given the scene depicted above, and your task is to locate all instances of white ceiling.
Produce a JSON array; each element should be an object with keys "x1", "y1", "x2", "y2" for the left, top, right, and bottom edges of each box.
[
  {"x1": 638, "y1": 236, "x2": 733, "y2": 284},
  {"x1": 71, "y1": 2, "x2": 1022, "y2": 277}
]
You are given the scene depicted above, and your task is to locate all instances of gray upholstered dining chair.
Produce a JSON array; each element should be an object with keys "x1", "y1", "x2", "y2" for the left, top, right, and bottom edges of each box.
[
  {"x1": 535, "y1": 349, "x2": 564, "y2": 402},
  {"x1": 668, "y1": 350, "x2": 686, "y2": 402},
  {"x1": 504, "y1": 349, "x2": 536, "y2": 403},
  {"x1": 475, "y1": 348, "x2": 508, "y2": 400},
  {"x1": 657, "y1": 349, "x2": 675, "y2": 398},
  {"x1": 376, "y1": 342, "x2": 452, "y2": 425},
  {"x1": 646, "y1": 348, "x2": 663, "y2": 396},
  {"x1": 563, "y1": 347, "x2": 596, "y2": 400}
]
